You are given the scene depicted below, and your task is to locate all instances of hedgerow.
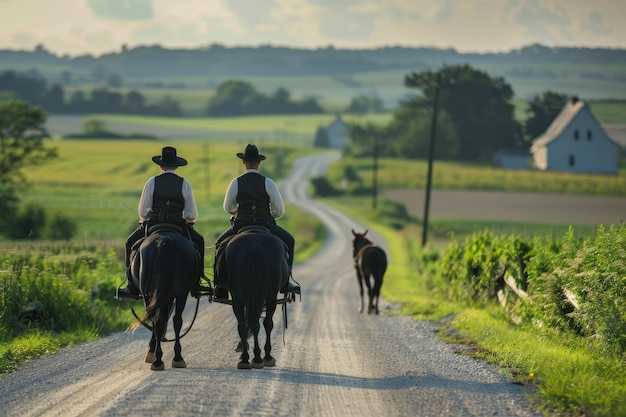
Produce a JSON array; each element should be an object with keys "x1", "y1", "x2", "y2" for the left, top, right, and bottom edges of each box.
[{"x1": 437, "y1": 223, "x2": 626, "y2": 356}]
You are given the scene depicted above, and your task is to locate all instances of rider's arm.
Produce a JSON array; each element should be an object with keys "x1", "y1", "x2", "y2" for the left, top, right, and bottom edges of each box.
[
  {"x1": 182, "y1": 179, "x2": 198, "y2": 223},
  {"x1": 138, "y1": 177, "x2": 155, "y2": 222},
  {"x1": 265, "y1": 178, "x2": 284, "y2": 219},
  {"x1": 223, "y1": 178, "x2": 239, "y2": 215}
]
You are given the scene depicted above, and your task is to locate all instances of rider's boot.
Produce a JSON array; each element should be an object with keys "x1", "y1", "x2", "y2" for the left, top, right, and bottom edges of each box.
[
  {"x1": 280, "y1": 250, "x2": 300, "y2": 295},
  {"x1": 115, "y1": 268, "x2": 142, "y2": 300},
  {"x1": 213, "y1": 246, "x2": 229, "y2": 300},
  {"x1": 191, "y1": 273, "x2": 213, "y2": 298},
  {"x1": 280, "y1": 270, "x2": 301, "y2": 295}
]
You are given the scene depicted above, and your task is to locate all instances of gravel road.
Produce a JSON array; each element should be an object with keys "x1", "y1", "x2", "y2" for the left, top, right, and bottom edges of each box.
[{"x1": 0, "y1": 152, "x2": 541, "y2": 417}]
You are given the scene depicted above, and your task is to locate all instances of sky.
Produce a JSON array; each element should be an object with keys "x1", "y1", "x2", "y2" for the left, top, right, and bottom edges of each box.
[{"x1": 0, "y1": 0, "x2": 625, "y2": 57}]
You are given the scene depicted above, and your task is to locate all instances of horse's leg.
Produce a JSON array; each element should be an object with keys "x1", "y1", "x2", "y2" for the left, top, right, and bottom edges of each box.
[
  {"x1": 145, "y1": 297, "x2": 157, "y2": 363},
  {"x1": 146, "y1": 330, "x2": 157, "y2": 363},
  {"x1": 233, "y1": 301, "x2": 251, "y2": 369},
  {"x1": 355, "y1": 266, "x2": 365, "y2": 313},
  {"x1": 171, "y1": 298, "x2": 187, "y2": 368},
  {"x1": 362, "y1": 267, "x2": 375, "y2": 314},
  {"x1": 251, "y1": 328, "x2": 263, "y2": 369},
  {"x1": 373, "y1": 273, "x2": 383, "y2": 315},
  {"x1": 151, "y1": 317, "x2": 166, "y2": 371},
  {"x1": 263, "y1": 300, "x2": 277, "y2": 367}
]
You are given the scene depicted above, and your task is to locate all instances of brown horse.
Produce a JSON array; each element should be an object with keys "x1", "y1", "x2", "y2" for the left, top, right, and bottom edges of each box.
[{"x1": 351, "y1": 229, "x2": 387, "y2": 314}]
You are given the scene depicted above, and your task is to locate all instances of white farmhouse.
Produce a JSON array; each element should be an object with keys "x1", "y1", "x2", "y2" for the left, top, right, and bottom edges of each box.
[
  {"x1": 530, "y1": 96, "x2": 619, "y2": 175},
  {"x1": 325, "y1": 114, "x2": 350, "y2": 149}
]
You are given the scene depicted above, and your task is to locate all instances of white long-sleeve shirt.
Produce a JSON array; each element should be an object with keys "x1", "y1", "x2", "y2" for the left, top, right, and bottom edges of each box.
[
  {"x1": 137, "y1": 170, "x2": 198, "y2": 223},
  {"x1": 222, "y1": 169, "x2": 284, "y2": 219}
]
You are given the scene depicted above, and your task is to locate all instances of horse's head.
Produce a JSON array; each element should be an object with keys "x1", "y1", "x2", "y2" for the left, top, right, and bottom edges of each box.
[{"x1": 351, "y1": 229, "x2": 371, "y2": 258}]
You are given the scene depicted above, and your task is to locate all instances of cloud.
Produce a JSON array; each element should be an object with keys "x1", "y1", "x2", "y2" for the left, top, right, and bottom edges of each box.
[
  {"x1": 0, "y1": 0, "x2": 624, "y2": 56},
  {"x1": 506, "y1": 0, "x2": 571, "y2": 43},
  {"x1": 581, "y1": 11, "x2": 612, "y2": 36},
  {"x1": 88, "y1": 0, "x2": 154, "y2": 21}
]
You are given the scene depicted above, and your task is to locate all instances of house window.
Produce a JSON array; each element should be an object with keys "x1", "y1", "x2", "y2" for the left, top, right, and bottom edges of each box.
[
  {"x1": 587, "y1": 130, "x2": 592, "y2": 141},
  {"x1": 569, "y1": 154, "x2": 575, "y2": 167},
  {"x1": 574, "y1": 129, "x2": 579, "y2": 140}
]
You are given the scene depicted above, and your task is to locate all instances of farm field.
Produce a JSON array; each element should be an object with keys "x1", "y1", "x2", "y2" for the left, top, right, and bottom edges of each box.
[
  {"x1": 384, "y1": 189, "x2": 625, "y2": 227},
  {"x1": 44, "y1": 113, "x2": 393, "y2": 145}
]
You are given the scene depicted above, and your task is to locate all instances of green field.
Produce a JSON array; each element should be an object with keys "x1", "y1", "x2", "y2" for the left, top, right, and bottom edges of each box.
[{"x1": 19, "y1": 135, "x2": 625, "y2": 245}]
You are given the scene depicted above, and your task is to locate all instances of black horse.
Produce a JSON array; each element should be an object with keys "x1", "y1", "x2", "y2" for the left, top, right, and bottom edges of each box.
[
  {"x1": 352, "y1": 229, "x2": 387, "y2": 315},
  {"x1": 128, "y1": 225, "x2": 199, "y2": 371},
  {"x1": 225, "y1": 226, "x2": 288, "y2": 369}
]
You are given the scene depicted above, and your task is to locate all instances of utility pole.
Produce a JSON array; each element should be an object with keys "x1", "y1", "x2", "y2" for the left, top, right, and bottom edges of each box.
[
  {"x1": 203, "y1": 141, "x2": 210, "y2": 202},
  {"x1": 405, "y1": 69, "x2": 455, "y2": 247},
  {"x1": 372, "y1": 133, "x2": 378, "y2": 210}
]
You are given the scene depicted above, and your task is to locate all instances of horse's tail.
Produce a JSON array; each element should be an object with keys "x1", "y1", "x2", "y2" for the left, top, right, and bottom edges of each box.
[
  {"x1": 129, "y1": 235, "x2": 176, "y2": 331},
  {"x1": 243, "y1": 241, "x2": 266, "y2": 339}
]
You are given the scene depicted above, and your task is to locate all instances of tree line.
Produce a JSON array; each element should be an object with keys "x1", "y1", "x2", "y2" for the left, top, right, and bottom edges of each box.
[
  {"x1": 0, "y1": 70, "x2": 182, "y2": 116},
  {"x1": 0, "y1": 71, "x2": 329, "y2": 117}
]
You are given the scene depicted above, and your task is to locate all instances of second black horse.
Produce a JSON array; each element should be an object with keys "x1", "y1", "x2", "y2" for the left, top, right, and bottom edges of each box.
[{"x1": 225, "y1": 226, "x2": 289, "y2": 369}]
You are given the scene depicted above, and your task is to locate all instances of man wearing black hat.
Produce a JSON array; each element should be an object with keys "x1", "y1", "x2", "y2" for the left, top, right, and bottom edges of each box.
[
  {"x1": 213, "y1": 144, "x2": 300, "y2": 299},
  {"x1": 116, "y1": 146, "x2": 206, "y2": 300}
]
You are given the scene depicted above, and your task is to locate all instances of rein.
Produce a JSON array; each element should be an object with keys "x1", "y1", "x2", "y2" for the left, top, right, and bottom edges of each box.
[{"x1": 131, "y1": 295, "x2": 201, "y2": 342}]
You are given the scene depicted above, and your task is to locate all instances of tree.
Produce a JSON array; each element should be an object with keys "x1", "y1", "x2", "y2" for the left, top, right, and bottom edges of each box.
[
  {"x1": 124, "y1": 90, "x2": 146, "y2": 113},
  {"x1": 524, "y1": 90, "x2": 568, "y2": 139},
  {"x1": 206, "y1": 80, "x2": 257, "y2": 116},
  {"x1": 347, "y1": 95, "x2": 384, "y2": 114},
  {"x1": 0, "y1": 100, "x2": 57, "y2": 235},
  {"x1": 387, "y1": 96, "x2": 459, "y2": 160},
  {"x1": 313, "y1": 126, "x2": 329, "y2": 148},
  {"x1": 83, "y1": 118, "x2": 108, "y2": 135},
  {"x1": 406, "y1": 65, "x2": 523, "y2": 162}
]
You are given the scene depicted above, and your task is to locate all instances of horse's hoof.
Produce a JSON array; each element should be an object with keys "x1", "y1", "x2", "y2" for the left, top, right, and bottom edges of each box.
[
  {"x1": 264, "y1": 357, "x2": 276, "y2": 367},
  {"x1": 172, "y1": 359, "x2": 187, "y2": 368},
  {"x1": 145, "y1": 352, "x2": 156, "y2": 363},
  {"x1": 252, "y1": 359, "x2": 264, "y2": 369},
  {"x1": 151, "y1": 361, "x2": 165, "y2": 371},
  {"x1": 237, "y1": 361, "x2": 252, "y2": 369}
]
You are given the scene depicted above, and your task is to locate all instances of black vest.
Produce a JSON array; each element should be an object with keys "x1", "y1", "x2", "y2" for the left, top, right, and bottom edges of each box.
[
  {"x1": 148, "y1": 173, "x2": 185, "y2": 224},
  {"x1": 234, "y1": 172, "x2": 274, "y2": 230}
]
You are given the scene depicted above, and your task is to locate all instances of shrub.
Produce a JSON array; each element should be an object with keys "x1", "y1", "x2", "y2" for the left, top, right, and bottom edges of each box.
[
  {"x1": 8, "y1": 202, "x2": 46, "y2": 239},
  {"x1": 45, "y1": 213, "x2": 78, "y2": 240},
  {"x1": 437, "y1": 223, "x2": 626, "y2": 356}
]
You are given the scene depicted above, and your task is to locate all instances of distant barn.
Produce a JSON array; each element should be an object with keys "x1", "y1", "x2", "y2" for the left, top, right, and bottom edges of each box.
[
  {"x1": 313, "y1": 114, "x2": 349, "y2": 149},
  {"x1": 530, "y1": 96, "x2": 619, "y2": 175}
]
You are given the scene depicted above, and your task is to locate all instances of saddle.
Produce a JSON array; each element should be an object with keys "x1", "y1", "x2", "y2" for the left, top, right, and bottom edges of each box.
[
  {"x1": 214, "y1": 226, "x2": 290, "y2": 291},
  {"x1": 130, "y1": 222, "x2": 201, "y2": 281}
]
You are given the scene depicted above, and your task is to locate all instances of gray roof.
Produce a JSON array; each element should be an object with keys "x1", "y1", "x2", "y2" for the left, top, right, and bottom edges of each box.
[
  {"x1": 602, "y1": 124, "x2": 626, "y2": 149},
  {"x1": 530, "y1": 97, "x2": 585, "y2": 152}
]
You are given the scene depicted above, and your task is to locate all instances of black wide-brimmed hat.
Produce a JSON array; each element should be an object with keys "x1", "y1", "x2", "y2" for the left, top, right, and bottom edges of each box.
[
  {"x1": 237, "y1": 144, "x2": 266, "y2": 162},
  {"x1": 152, "y1": 146, "x2": 188, "y2": 167}
]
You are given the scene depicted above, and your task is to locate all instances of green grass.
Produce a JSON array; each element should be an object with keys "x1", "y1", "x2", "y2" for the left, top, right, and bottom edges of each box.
[
  {"x1": 0, "y1": 329, "x2": 96, "y2": 375},
  {"x1": 447, "y1": 309, "x2": 626, "y2": 416}
]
